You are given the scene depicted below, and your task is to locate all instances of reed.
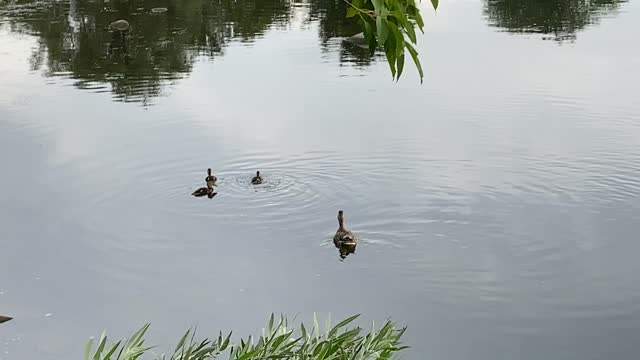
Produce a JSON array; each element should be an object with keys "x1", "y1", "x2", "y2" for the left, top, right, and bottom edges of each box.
[{"x1": 84, "y1": 313, "x2": 408, "y2": 360}]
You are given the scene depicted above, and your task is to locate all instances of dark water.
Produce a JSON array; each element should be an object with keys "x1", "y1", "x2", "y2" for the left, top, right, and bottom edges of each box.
[{"x1": 1, "y1": 0, "x2": 640, "y2": 359}]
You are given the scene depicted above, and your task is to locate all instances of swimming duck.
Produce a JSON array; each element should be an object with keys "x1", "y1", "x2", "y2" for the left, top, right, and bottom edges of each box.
[
  {"x1": 333, "y1": 210, "x2": 356, "y2": 246},
  {"x1": 192, "y1": 186, "x2": 217, "y2": 198},
  {"x1": 251, "y1": 171, "x2": 263, "y2": 185},
  {"x1": 0, "y1": 315, "x2": 12, "y2": 324},
  {"x1": 205, "y1": 168, "x2": 217, "y2": 187}
]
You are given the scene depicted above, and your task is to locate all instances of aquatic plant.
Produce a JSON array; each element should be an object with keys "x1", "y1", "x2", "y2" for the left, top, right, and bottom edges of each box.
[{"x1": 84, "y1": 313, "x2": 408, "y2": 360}]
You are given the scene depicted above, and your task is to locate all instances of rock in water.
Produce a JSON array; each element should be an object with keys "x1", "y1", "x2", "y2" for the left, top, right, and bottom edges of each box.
[{"x1": 109, "y1": 19, "x2": 130, "y2": 31}]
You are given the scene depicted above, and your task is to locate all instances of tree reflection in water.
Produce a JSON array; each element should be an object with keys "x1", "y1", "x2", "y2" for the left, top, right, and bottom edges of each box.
[
  {"x1": 0, "y1": 0, "x2": 628, "y2": 104},
  {"x1": 0, "y1": 0, "x2": 371, "y2": 105},
  {"x1": 484, "y1": 0, "x2": 627, "y2": 42}
]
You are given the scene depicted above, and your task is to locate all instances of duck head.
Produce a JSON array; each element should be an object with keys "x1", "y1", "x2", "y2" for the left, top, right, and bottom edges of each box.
[{"x1": 337, "y1": 210, "x2": 345, "y2": 229}]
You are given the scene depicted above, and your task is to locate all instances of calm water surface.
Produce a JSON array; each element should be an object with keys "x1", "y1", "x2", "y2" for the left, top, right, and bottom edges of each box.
[{"x1": 1, "y1": 0, "x2": 640, "y2": 359}]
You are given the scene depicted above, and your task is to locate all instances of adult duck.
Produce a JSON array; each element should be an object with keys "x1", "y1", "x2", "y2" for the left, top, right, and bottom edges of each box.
[
  {"x1": 251, "y1": 171, "x2": 263, "y2": 185},
  {"x1": 205, "y1": 168, "x2": 217, "y2": 187},
  {"x1": 333, "y1": 210, "x2": 356, "y2": 246}
]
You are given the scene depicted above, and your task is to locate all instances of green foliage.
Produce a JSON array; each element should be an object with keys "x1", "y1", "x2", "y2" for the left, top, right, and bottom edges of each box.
[
  {"x1": 347, "y1": 0, "x2": 437, "y2": 83},
  {"x1": 84, "y1": 314, "x2": 408, "y2": 360}
]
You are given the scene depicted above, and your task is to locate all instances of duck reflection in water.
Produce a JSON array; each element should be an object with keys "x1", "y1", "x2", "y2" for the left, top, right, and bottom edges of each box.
[{"x1": 192, "y1": 185, "x2": 217, "y2": 199}]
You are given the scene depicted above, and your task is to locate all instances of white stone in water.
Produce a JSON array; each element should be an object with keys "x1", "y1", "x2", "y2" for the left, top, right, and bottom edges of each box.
[{"x1": 109, "y1": 19, "x2": 130, "y2": 31}]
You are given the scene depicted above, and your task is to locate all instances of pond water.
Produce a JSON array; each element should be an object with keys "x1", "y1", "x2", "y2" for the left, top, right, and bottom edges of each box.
[{"x1": 1, "y1": 0, "x2": 640, "y2": 359}]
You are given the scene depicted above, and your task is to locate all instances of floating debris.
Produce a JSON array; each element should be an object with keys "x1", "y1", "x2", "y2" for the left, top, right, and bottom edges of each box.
[{"x1": 151, "y1": 7, "x2": 168, "y2": 14}]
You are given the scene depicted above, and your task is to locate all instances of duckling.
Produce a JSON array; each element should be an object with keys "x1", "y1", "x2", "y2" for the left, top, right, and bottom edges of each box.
[
  {"x1": 205, "y1": 168, "x2": 217, "y2": 187},
  {"x1": 0, "y1": 315, "x2": 12, "y2": 324},
  {"x1": 192, "y1": 186, "x2": 217, "y2": 198},
  {"x1": 337, "y1": 242, "x2": 356, "y2": 260},
  {"x1": 333, "y1": 210, "x2": 356, "y2": 246},
  {"x1": 251, "y1": 171, "x2": 263, "y2": 185}
]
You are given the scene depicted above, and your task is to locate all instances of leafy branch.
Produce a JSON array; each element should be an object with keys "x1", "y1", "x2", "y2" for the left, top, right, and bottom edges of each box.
[{"x1": 347, "y1": 0, "x2": 439, "y2": 83}]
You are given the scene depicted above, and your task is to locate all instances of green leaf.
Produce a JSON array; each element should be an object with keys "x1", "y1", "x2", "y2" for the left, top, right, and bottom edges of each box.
[
  {"x1": 268, "y1": 313, "x2": 275, "y2": 333},
  {"x1": 405, "y1": 42, "x2": 423, "y2": 83},
  {"x1": 346, "y1": 7, "x2": 357, "y2": 18},
  {"x1": 93, "y1": 331, "x2": 107, "y2": 360},
  {"x1": 431, "y1": 0, "x2": 439, "y2": 10},
  {"x1": 103, "y1": 341, "x2": 121, "y2": 360},
  {"x1": 327, "y1": 314, "x2": 360, "y2": 338},
  {"x1": 387, "y1": 21, "x2": 405, "y2": 57},
  {"x1": 221, "y1": 332, "x2": 232, "y2": 350},
  {"x1": 385, "y1": 48, "x2": 397, "y2": 79},
  {"x1": 235, "y1": 347, "x2": 261, "y2": 360},
  {"x1": 313, "y1": 313, "x2": 320, "y2": 339},
  {"x1": 395, "y1": 11, "x2": 417, "y2": 44},
  {"x1": 414, "y1": 12, "x2": 425, "y2": 31},
  {"x1": 383, "y1": 18, "x2": 398, "y2": 78},
  {"x1": 85, "y1": 338, "x2": 94, "y2": 360},
  {"x1": 405, "y1": 25, "x2": 417, "y2": 45},
  {"x1": 376, "y1": 16, "x2": 389, "y2": 45},
  {"x1": 363, "y1": 20, "x2": 377, "y2": 54},
  {"x1": 397, "y1": 53, "x2": 405, "y2": 80},
  {"x1": 174, "y1": 329, "x2": 191, "y2": 353}
]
